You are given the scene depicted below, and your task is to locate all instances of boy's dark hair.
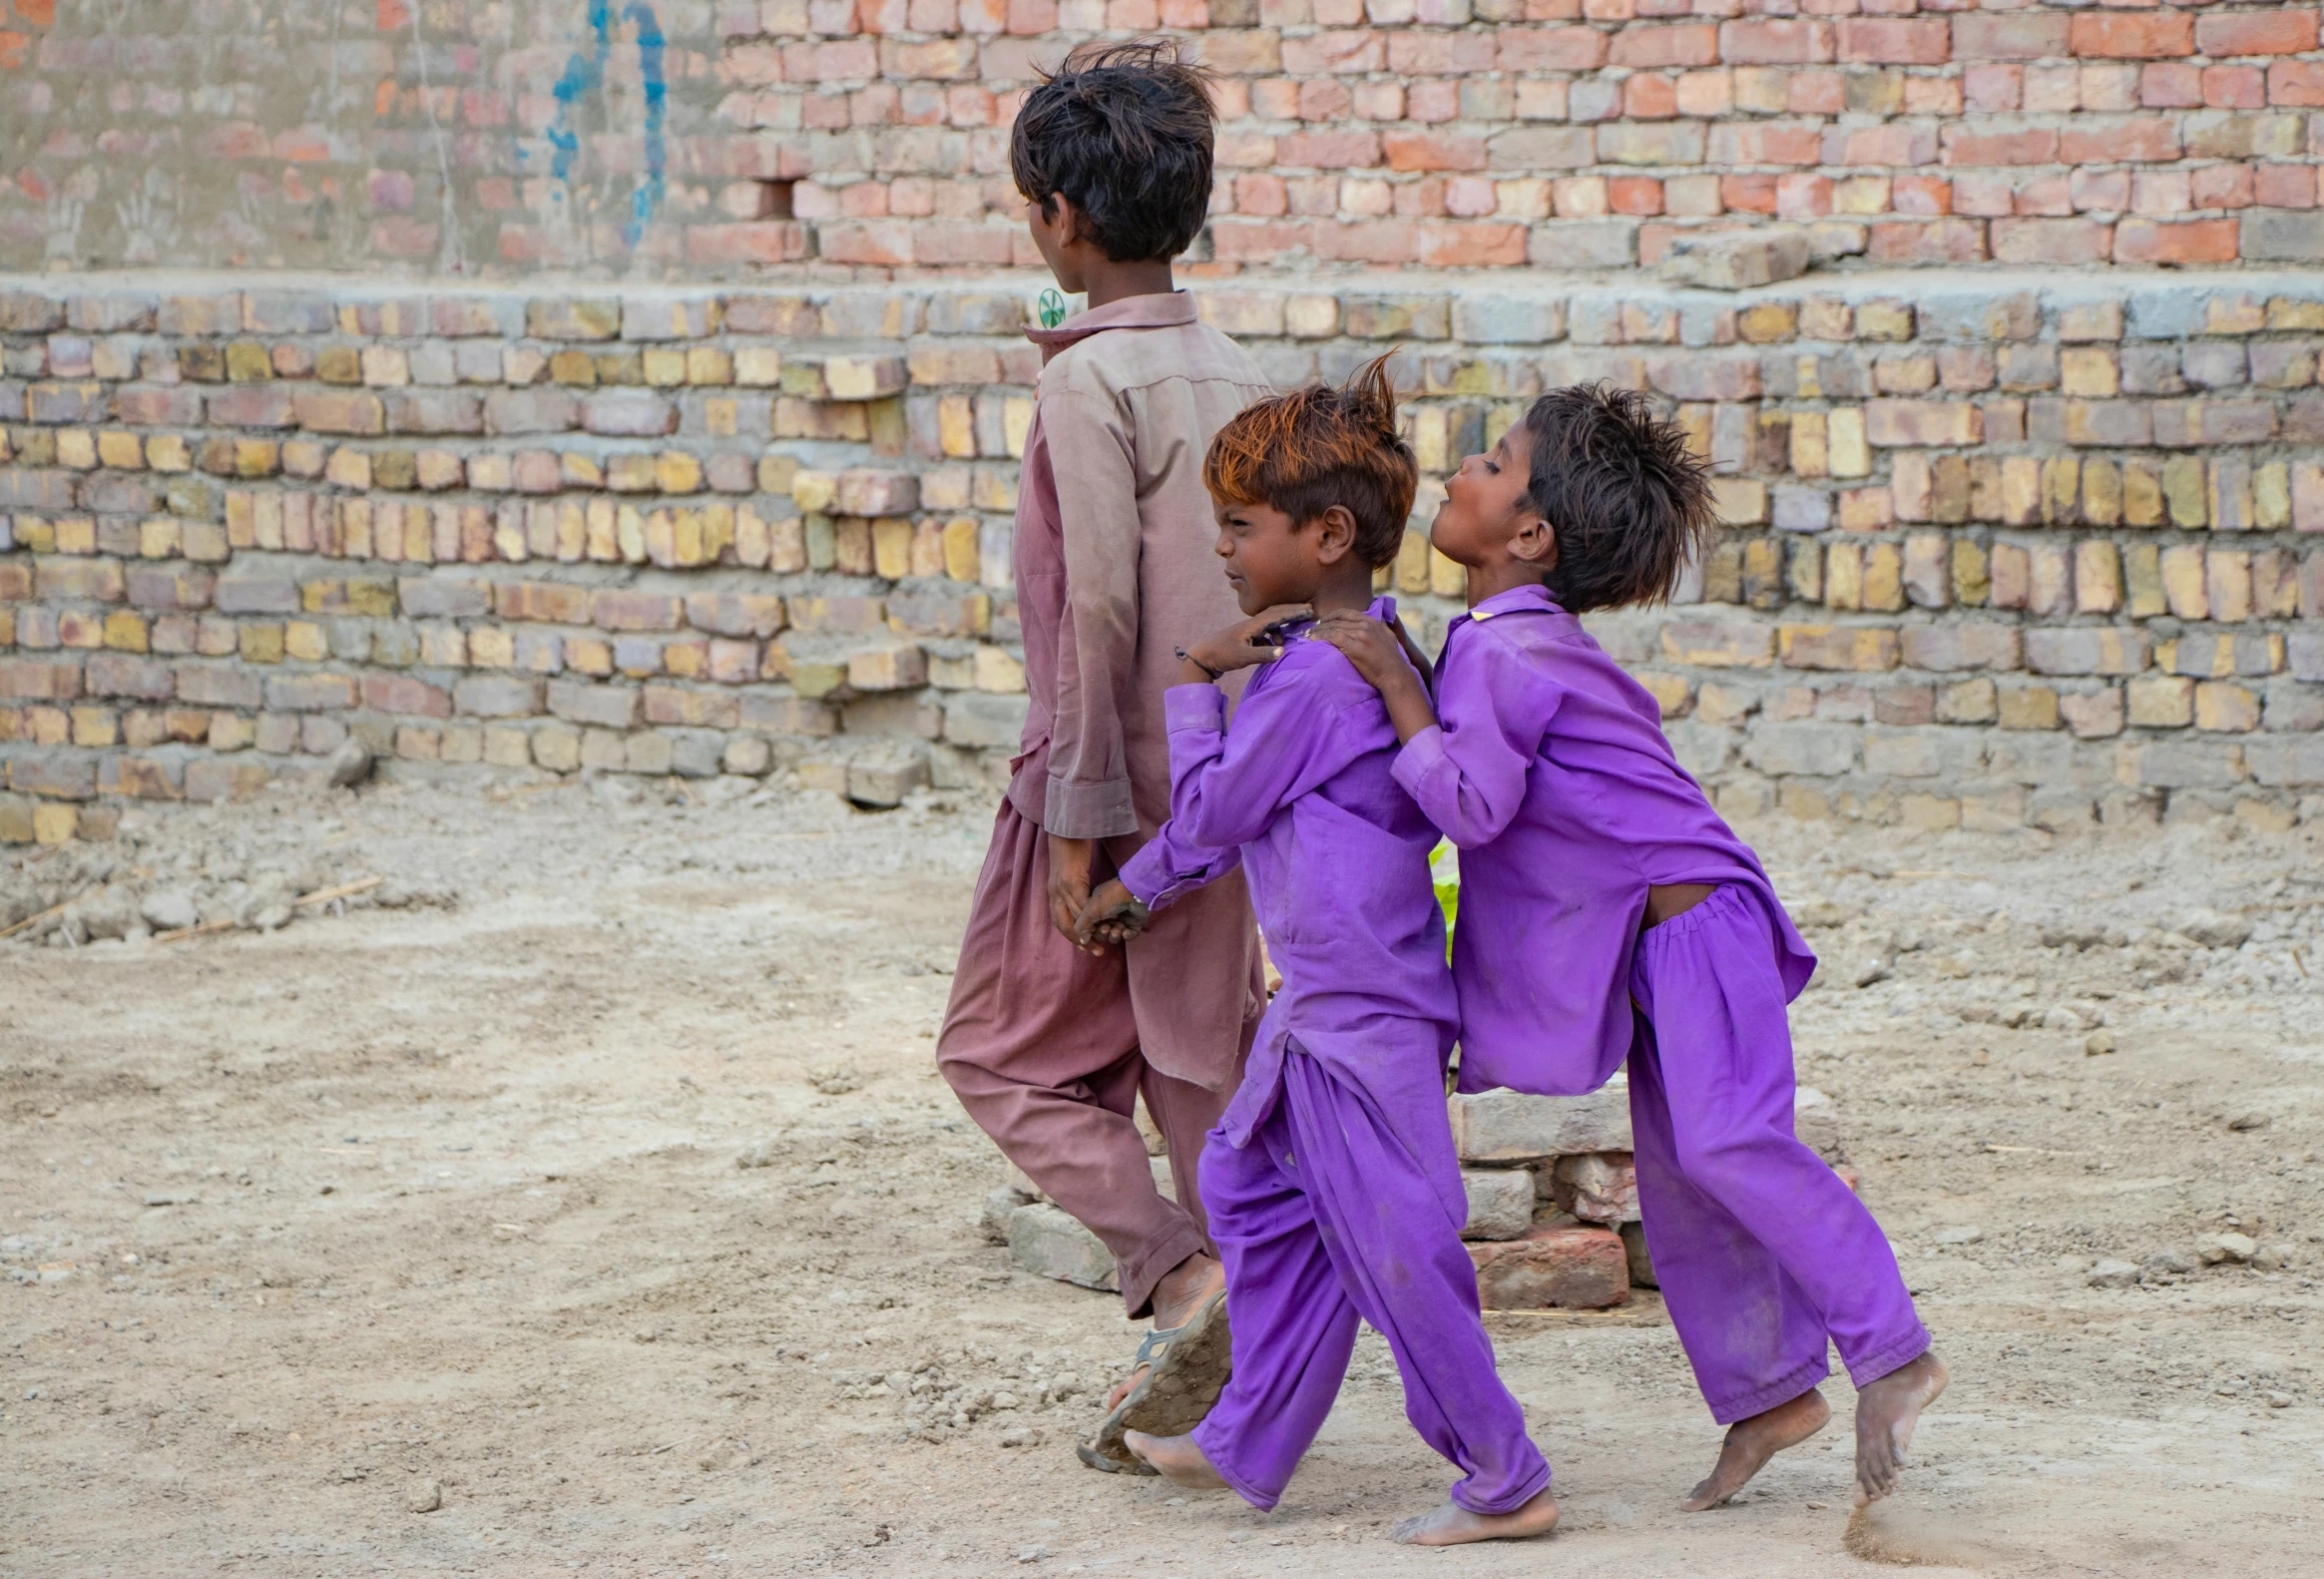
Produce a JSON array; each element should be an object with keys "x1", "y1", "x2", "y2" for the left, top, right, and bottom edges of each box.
[
  {"x1": 1008, "y1": 41, "x2": 1216, "y2": 264},
  {"x1": 1519, "y1": 383, "x2": 1716, "y2": 613},
  {"x1": 1203, "y1": 354, "x2": 1416, "y2": 569}
]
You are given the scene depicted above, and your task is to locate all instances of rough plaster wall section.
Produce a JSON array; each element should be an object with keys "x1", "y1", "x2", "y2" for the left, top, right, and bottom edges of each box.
[
  {"x1": 2, "y1": 3, "x2": 2321, "y2": 276},
  {"x1": 2, "y1": 268, "x2": 2321, "y2": 846},
  {"x1": 0, "y1": 1, "x2": 736, "y2": 276}
]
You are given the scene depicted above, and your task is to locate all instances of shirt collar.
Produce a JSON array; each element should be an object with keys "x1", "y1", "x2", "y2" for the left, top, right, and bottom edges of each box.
[
  {"x1": 1464, "y1": 583, "x2": 1565, "y2": 624},
  {"x1": 1280, "y1": 593, "x2": 1400, "y2": 639},
  {"x1": 1025, "y1": 291, "x2": 1198, "y2": 360}
]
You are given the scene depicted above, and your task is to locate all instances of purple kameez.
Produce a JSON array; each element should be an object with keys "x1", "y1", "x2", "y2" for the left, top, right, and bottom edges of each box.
[
  {"x1": 1390, "y1": 583, "x2": 1929, "y2": 1422},
  {"x1": 1119, "y1": 599, "x2": 1551, "y2": 1515}
]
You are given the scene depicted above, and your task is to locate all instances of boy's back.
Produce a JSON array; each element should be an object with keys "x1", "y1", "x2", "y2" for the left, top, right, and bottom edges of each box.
[
  {"x1": 1016, "y1": 297, "x2": 1273, "y2": 841},
  {"x1": 1397, "y1": 583, "x2": 1815, "y2": 1097}
]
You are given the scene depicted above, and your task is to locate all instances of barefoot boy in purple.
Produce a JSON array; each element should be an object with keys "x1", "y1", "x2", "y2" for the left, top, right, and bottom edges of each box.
[
  {"x1": 1075, "y1": 362, "x2": 1558, "y2": 1548},
  {"x1": 1318, "y1": 384, "x2": 1949, "y2": 1514}
]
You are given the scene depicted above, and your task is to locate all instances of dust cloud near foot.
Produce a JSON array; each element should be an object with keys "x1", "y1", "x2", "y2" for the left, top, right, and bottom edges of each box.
[{"x1": 5, "y1": 776, "x2": 2322, "y2": 1576}]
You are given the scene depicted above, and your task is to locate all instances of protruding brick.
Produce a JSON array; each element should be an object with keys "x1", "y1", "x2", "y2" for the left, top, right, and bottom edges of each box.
[{"x1": 1449, "y1": 1084, "x2": 1632, "y2": 1163}]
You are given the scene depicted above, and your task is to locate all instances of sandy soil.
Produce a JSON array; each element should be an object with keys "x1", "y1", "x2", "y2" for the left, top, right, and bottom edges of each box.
[{"x1": 4, "y1": 776, "x2": 2321, "y2": 1578}]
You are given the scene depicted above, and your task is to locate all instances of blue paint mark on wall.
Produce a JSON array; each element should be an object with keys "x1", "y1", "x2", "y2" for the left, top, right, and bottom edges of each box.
[{"x1": 545, "y1": 1, "x2": 668, "y2": 249}]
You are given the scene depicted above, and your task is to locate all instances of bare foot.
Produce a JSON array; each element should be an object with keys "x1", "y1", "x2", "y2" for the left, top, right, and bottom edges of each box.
[
  {"x1": 1680, "y1": 1386, "x2": 1831, "y2": 1511},
  {"x1": 1122, "y1": 1429, "x2": 1229, "y2": 1491},
  {"x1": 1391, "y1": 1490, "x2": 1559, "y2": 1547},
  {"x1": 1104, "y1": 1253, "x2": 1227, "y2": 1410},
  {"x1": 1854, "y1": 1350, "x2": 1949, "y2": 1506}
]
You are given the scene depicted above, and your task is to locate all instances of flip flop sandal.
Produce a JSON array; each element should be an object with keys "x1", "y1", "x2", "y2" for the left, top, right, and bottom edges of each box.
[{"x1": 1075, "y1": 1290, "x2": 1233, "y2": 1475}]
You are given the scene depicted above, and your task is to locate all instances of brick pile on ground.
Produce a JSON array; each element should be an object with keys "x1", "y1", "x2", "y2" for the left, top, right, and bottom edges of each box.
[
  {"x1": 980, "y1": 1077, "x2": 1855, "y2": 1312},
  {"x1": 0, "y1": 783, "x2": 451, "y2": 950}
]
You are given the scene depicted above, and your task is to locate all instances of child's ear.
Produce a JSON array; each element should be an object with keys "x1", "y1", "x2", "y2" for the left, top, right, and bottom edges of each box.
[
  {"x1": 1508, "y1": 508, "x2": 1559, "y2": 574},
  {"x1": 1313, "y1": 504, "x2": 1359, "y2": 564}
]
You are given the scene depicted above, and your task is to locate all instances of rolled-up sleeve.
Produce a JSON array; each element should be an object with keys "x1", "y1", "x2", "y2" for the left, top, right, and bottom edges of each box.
[{"x1": 1042, "y1": 387, "x2": 1142, "y2": 838}]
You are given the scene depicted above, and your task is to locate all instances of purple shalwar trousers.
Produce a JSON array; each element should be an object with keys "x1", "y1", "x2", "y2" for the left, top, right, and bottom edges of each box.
[
  {"x1": 1190, "y1": 1042, "x2": 1552, "y2": 1515},
  {"x1": 1627, "y1": 883, "x2": 1932, "y2": 1424}
]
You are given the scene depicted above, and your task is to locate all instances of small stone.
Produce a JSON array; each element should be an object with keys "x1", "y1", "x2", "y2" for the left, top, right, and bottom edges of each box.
[
  {"x1": 1007, "y1": 1203, "x2": 1118, "y2": 1293},
  {"x1": 2144, "y1": 1248, "x2": 2198, "y2": 1277},
  {"x1": 735, "y1": 1140, "x2": 780, "y2": 1169},
  {"x1": 2267, "y1": 1391, "x2": 2293, "y2": 1408},
  {"x1": 407, "y1": 1479, "x2": 442, "y2": 1514},
  {"x1": 1015, "y1": 1542, "x2": 1051, "y2": 1562},
  {"x1": 1850, "y1": 957, "x2": 1892, "y2": 989},
  {"x1": 2227, "y1": 1111, "x2": 2270, "y2": 1132},
  {"x1": 140, "y1": 888, "x2": 200, "y2": 932},
  {"x1": 325, "y1": 740, "x2": 374, "y2": 788},
  {"x1": 2175, "y1": 908, "x2": 2253, "y2": 949},
  {"x1": 1933, "y1": 1225, "x2": 1984, "y2": 1246},
  {"x1": 2198, "y1": 1233, "x2": 2258, "y2": 1266},
  {"x1": 807, "y1": 1062, "x2": 862, "y2": 1095},
  {"x1": 980, "y1": 1184, "x2": 1036, "y2": 1245},
  {"x1": 2253, "y1": 1242, "x2": 2297, "y2": 1272},
  {"x1": 2084, "y1": 1030, "x2": 2117, "y2": 1057},
  {"x1": 252, "y1": 903, "x2": 293, "y2": 931},
  {"x1": 2086, "y1": 1259, "x2": 2140, "y2": 1289}
]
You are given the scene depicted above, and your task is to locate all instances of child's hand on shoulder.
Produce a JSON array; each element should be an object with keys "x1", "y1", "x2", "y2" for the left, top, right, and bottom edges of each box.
[
  {"x1": 1177, "y1": 604, "x2": 1313, "y2": 684},
  {"x1": 1073, "y1": 878, "x2": 1151, "y2": 950},
  {"x1": 1312, "y1": 610, "x2": 1442, "y2": 744},
  {"x1": 1310, "y1": 609, "x2": 1408, "y2": 692}
]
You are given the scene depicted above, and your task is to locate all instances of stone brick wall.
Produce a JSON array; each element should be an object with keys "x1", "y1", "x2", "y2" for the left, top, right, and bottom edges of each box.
[
  {"x1": 3, "y1": 267, "x2": 2321, "y2": 844},
  {"x1": 3, "y1": 2, "x2": 2321, "y2": 276}
]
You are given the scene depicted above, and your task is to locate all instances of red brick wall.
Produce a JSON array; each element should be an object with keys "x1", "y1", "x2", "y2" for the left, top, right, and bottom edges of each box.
[{"x1": 1, "y1": 1, "x2": 2319, "y2": 276}]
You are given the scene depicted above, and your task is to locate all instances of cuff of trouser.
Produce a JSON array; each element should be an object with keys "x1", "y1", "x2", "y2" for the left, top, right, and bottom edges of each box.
[
  {"x1": 1704, "y1": 1352, "x2": 1832, "y2": 1427},
  {"x1": 1116, "y1": 1217, "x2": 1208, "y2": 1322},
  {"x1": 1449, "y1": 1458, "x2": 1555, "y2": 1518},
  {"x1": 1843, "y1": 1327, "x2": 1933, "y2": 1393},
  {"x1": 1190, "y1": 1417, "x2": 1282, "y2": 1513}
]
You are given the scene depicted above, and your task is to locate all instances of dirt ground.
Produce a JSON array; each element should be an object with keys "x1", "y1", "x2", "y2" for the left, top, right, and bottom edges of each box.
[{"x1": 4, "y1": 773, "x2": 2321, "y2": 1578}]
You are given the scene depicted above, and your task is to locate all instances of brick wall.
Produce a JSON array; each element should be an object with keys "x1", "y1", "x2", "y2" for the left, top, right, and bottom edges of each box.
[
  {"x1": 3, "y1": 2, "x2": 2321, "y2": 276},
  {"x1": 3, "y1": 268, "x2": 2321, "y2": 845}
]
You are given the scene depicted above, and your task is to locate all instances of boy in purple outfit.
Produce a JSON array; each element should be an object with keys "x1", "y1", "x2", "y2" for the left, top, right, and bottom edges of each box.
[
  {"x1": 1075, "y1": 361, "x2": 1559, "y2": 1548},
  {"x1": 1319, "y1": 384, "x2": 1950, "y2": 1515}
]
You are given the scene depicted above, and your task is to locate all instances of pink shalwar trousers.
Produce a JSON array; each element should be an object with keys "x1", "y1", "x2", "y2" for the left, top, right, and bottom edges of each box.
[
  {"x1": 1627, "y1": 883, "x2": 1932, "y2": 1424},
  {"x1": 1189, "y1": 1042, "x2": 1552, "y2": 1514},
  {"x1": 938, "y1": 803, "x2": 1260, "y2": 1318}
]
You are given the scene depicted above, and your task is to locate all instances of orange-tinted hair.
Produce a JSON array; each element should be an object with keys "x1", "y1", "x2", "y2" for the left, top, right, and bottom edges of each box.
[{"x1": 1202, "y1": 353, "x2": 1417, "y2": 569}]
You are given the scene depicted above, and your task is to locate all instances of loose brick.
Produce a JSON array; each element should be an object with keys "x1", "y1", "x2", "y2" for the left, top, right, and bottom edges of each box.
[{"x1": 1471, "y1": 1225, "x2": 1629, "y2": 1312}]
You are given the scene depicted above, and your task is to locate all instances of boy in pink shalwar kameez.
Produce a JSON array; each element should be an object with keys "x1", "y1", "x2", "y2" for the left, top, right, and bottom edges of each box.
[{"x1": 934, "y1": 45, "x2": 1272, "y2": 1464}]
